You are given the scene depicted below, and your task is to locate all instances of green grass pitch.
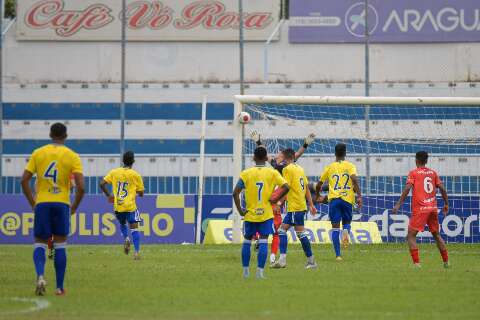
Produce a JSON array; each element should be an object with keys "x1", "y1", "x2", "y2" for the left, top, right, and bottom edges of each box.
[{"x1": 0, "y1": 244, "x2": 479, "y2": 320}]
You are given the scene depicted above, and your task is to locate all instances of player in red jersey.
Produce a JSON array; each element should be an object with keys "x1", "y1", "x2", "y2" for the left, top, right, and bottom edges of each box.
[{"x1": 392, "y1": 151, "x2": 449, "y2": 268}]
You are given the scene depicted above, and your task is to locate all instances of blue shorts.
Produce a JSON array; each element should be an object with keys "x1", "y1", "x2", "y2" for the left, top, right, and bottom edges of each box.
[
  {"x1": 329, "y1": 198, "x2": 353, "y2": 224},
  {"x1": 243, "y1": 219, "x2": 274, "y2": 239},
  {"x1": 115, "y1": 210, "x2": 141, "y2": 225},
  {"x1": 283, "y1": 211, "x2": 307, "y2": 226},
  {"x1": 34, "y1": 202, "x2": 70, "y2": 239}
]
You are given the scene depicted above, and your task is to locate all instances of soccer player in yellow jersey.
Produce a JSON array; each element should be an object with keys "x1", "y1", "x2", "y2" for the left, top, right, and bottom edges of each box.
[
  {"x1": 316, "y1": 143, "x2": 362, "y2": 260},
  {"x1": 233, "y1": 147, "x2": 289, "y2": 279},
  {"x1": 273, "y1": 148, "x2": 318, "y2": 269},
  {"x1": 21, "y1": 123, "x2": 85, "y2": 296},
  {"x1": 100, "y1": 151, "x2": 144, "y2": 260}
]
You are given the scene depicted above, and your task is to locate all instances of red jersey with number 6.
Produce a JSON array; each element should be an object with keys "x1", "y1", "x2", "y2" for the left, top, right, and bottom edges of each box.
[{"x1": 406, "y1": 167, "x2": 441, "y2": 213}]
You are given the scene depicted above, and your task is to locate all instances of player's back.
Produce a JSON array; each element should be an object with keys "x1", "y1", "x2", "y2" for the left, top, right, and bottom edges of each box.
[
  {"x1": 283, "y1": 163, "x2": 308, "y2": 212},
  {"x1": 321, "y1": 160, "x2": 357, "y2": 205},
  {"x1": 240, "y1": 166, "x2": 285, "y2": 222},
  {"x1": 27, "y1": 144, "x2": 82, "y2": 205},
  {"x1": 407, "y1": 167, "x2": 441, "y2": 212},
  {"x1": 105, "y1": 167, "x2": 144, "y2": 212}
]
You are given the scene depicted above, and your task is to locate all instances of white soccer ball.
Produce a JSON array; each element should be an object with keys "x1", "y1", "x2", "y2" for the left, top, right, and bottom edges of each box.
[{"x1": 238, "y1": 111, "x2": 251, "y2": 124}]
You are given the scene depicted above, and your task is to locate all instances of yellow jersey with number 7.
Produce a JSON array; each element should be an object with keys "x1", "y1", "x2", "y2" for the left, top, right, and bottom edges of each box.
[
  {"x1": 239, "y1": 165, "x2": 287, "y2": 223},
  {"x1": 320, "y1": 160, "x2": 357, "y2": 205},
  {"x1": 25, "y1": 144, "x2": 83, "y2": 205},
  {"x1": 104, "y1": 167, "x2": 144, "y2": 213}
]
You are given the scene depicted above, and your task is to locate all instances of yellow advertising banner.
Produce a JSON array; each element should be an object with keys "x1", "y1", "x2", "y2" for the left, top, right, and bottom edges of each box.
[{"x1": 204, "y1": 220, "x2": 382, "y2": 244}]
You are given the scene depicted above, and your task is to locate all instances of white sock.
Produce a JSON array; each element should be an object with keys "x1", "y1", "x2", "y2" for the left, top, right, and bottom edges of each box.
[
  {"x1": 270, "y1": 253, "x2": 276, "y2": 263},
  {"x1": 279, "y1": 254, "x2": 287, "y2": 263}
]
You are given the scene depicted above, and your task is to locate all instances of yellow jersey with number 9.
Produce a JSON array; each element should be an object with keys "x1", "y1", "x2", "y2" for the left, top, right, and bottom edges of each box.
[
  {"x1": 239, "y1": 165, "x2": 287, "y2": 223},
  {"x1": 104, "y1": 167, "x2": 144, "y2": 213},
  {"x1": 283, "y1": 163, "x2": 308, "y2": 212},
  {"x1": 320, "y1": 160, "x2": 357, "y2": 205},
  {"x1": 25, "y1": 144, "x2": 83, "y2": 205}
]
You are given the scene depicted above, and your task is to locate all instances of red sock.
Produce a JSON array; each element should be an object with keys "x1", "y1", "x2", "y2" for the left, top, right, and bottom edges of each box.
[
  {"x1": 440, "y1": 249, "x2": 448, "y2": 263},
  {"x1": 271, "y1": 233, "x2": 279, "y2": 255},
  {"x1": 48, "y1": 238, "x2": 54, "y2": 250},
  {"x1": 410, "y1": 248, "x2": 420, "y2": 264}
]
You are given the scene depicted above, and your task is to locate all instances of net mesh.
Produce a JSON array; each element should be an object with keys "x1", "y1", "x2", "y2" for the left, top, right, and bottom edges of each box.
[{"x1": 242, "y1": 103, "x2": 480, "y2": 243}]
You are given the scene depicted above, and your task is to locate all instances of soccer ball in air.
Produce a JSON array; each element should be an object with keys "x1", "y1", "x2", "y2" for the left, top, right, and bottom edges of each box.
[{"x1": 238, "y1": 111, "x2": 251, "y2": 124}]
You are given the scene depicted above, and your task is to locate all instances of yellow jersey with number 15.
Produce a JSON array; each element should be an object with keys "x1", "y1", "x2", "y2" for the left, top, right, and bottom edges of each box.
[
  {"x1": 283, "y1": 163, "x2": 309, "y2": 212},
  {"x1": 104, "y1": 167, "x2": 144, "y2": 213},
  {"x1": 239, "y1": 165, "x2": 287, "y2": 223},
  {"x1": 320, "y1": 160, "x2": 357, "y2": 205},
  {"x1": 25, "y1": 144, "x2": 83, "y2": 205}
]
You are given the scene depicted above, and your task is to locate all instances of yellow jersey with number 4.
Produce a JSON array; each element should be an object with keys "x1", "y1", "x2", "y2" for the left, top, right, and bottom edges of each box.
[
  {"x1": 239, "y1": 165, "x2": 287, "y2": 223},
  {"x1": 320, "y1": 160, "x2": 357, "y2": 205},
  {"x1": 25, "y1": 144, "x2": 83, "y2": 205},
  {"x1": 283, "y1": 163, "x2": 308, "y2": 212},
  {"x1": 104, "y1": 167, "x2": 144, "y2": 213}
]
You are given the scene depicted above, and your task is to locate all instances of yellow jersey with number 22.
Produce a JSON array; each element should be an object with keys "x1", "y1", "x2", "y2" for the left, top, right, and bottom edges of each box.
[{"x1": 320, "y1": 160, "x2": 357, "y2": 205}]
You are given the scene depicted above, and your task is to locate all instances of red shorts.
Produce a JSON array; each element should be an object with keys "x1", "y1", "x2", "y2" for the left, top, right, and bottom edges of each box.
[{"x1": 409, "y1": 210, "x2": 439, "y2": 233}]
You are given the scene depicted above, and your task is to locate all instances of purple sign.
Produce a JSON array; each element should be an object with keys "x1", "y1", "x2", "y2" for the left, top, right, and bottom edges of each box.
[
  {"x1": 0, "y1": 195, "x2": 196, "y2": 244},
  {"x1": 290, "y1": 0, "x2": 480, "y2": 43}
]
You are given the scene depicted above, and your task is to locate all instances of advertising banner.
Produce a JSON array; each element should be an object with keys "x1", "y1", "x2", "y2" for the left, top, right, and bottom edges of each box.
[
  {"x1": 1, "y1": 195, "x2": 478, "y2": 244},
  {"x1": 289, "y1": 0, "x2": 480, "y2": 43},
  {"x1": 0, "y1": 195, "x2": 196, "y2": 244},
  {"x1": 16, "y1": 0, "x2": 280, "y2": 41},
  {"x1": 204, "y1": 220, "x2": 382, "y2": 244}
]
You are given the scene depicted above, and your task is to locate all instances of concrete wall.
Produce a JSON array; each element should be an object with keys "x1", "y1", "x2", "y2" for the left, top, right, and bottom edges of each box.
[{"x1": 4, "y1": 22, "x2": 480, "y2": 84}]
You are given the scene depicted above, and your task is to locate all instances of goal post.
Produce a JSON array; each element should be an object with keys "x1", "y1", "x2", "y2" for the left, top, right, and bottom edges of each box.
[{"x1": 232, "y1": 95, "x2": 480, "y2": 244}]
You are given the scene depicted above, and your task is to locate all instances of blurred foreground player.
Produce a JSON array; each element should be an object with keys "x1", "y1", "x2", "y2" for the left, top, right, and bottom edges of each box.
[
  {"x1": 392, "y1": 151, "x2": 449, "y2": 268},
  {"x1": 272, "y1": 148, "x2": 318, "y2": 269},
  {"x1": 249, "y1": 130, "x2": 315, "y2": 264},
  {"x1": 100, "y1": 151, "x2": 144, "y2": 260},
  {"x1": 21, "y1": 123, "x2": 85, "y2": 296},
  {"x1": 316, "y1": 143, "x2": 362, "y2": 260},
  {"x1": 233, "y1": 147, "x2": 289, "y2": 279}
]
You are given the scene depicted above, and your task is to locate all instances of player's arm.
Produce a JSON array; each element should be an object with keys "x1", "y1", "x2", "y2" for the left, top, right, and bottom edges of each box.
[
  {"x1": 232, "y1": 179, "x2": 246, "y2": 216},
  {"x1": 392, "y1": 184, "x2": 412, "y2": 214},
  {"x1": 438, "y1": 183, "x2": 449, "y2": 215},
  {"x1": 305, "y1": 185, "x2": 317, "y2": 215},
  {"x1": 294, "y1": 133, "x2": 315, "y2": 161},
  {"x1": 136, "y1": 174, "x2": 145, "y2": 197},
  {"x1": 21, "y1": 170, "x2": 36, "y2": 209},
  {"x1": 71, "y1": 172, "x2": 85, "y2": 215},
  {"x1": 99, "y1": 179, "x2": 114, "y2": 201},
  {"x1": 351, "y1": 174, "x2": 362, "y2": 209}
]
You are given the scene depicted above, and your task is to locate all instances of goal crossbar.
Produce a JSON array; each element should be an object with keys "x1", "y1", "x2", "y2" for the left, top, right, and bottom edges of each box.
[{"x1": 234, "y1": 95, "x2": 480, "y2": 106}]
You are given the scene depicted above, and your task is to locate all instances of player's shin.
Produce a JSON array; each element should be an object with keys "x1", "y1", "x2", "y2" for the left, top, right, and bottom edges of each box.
[
  {"x1": 54, "y1": 242, "x2": 67, "y2": 290},
  {"x1": 331, "y1": 228, "x2": 342, "y2": 258},
  {"x1": 278, "y1": 228, "x2": 288, "y2": 258},
  {"x1": 120, "y1": 223, "x2": 129, "y2": 239},
  {"x1": 342, "y1": 223, "x2": 351, "y2": 247},
  {"x1": 297, "y1": 231, "x2": 313, "y2": 259},
  {"x1": 242, "y1": 239, "x2": 251, "y2": 277},
  {"x1": 257, "y1": 239, "x2": 268, "y2": 268},
  {"x1": 131, "y1": 228, "x2": 141, "y2": 253},
  {"x1": 33, "y1": 243, "x2": 47, "y2": 278}
]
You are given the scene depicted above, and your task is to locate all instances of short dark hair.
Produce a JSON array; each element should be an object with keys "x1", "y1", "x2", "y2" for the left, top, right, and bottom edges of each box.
[
  {"x1": 281, "y1": 148, "x2": 296, "y2": 160},
  {"x1": 335, "y1": 143, "x2": 347, "y2": 158},
  {"x1": 50, "y1": 123, "x2": 67, "y2": 140},
  {"x1": 416, "y1": 151, "x2": 428, "y2": 165},
  {"x1": 123, "y1": 151, "x2": 135, "y2": 167},
  {"x1": 253, "y1": 146, "x2": 268, "y2": 162}
]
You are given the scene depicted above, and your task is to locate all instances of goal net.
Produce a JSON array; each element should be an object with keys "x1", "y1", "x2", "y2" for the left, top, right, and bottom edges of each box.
[{"x1": 232, "y1": 96, "x2": 480, "y2": 244}]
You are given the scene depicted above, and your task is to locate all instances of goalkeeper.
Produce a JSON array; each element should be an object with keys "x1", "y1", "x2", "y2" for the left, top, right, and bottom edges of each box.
[{"x1": 249, "y1": 131, "x2": 315, "y2": 265}]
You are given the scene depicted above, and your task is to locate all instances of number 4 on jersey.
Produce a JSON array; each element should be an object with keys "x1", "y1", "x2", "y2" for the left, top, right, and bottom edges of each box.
[{"x1": 44, "y1": 161, "x2": 58, "y2": 184}]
